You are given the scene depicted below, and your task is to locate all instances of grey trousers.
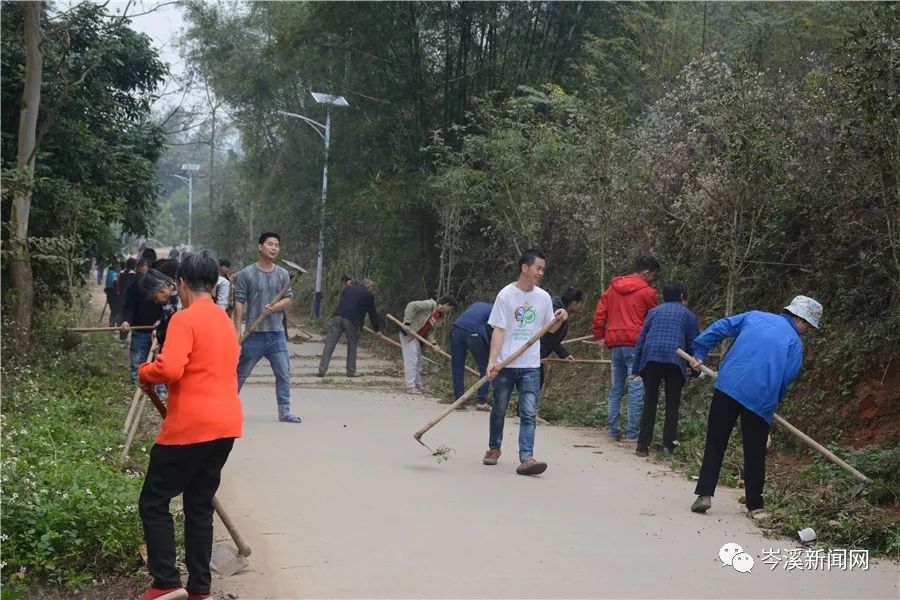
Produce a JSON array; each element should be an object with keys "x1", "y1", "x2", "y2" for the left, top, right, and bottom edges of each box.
[{"x1": 319, "y1": 316, "x2": 360, "y2": 376}]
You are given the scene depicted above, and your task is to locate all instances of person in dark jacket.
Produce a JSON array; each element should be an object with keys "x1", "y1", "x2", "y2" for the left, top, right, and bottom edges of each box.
[
  {"x1": 592, "y1": 256, "x2": 659, "y2": 442},
  {"x1": 539, "y1": 287, "x2": 586, "y2": 388},
  {"x1": 318, "y1": 279, "x2": 380, "y2": 377},
  {"x1": 146, "y1": 260, "x2": 180, "y2": 350},
  {"x1": 687, "y1": 295, "x2": 822, "y2": 518},
  {"x1": 121, "y1": 259, "x2": 164, "y2": 383},
  {"x1": 630, "y1": 282, "x2": 699, "y2": 457},
  {"x1": 115, "y1": 258, "x2": 139, "y2": 344},
  {"x1": 450, "y1": 301, "x2": 494, "y2": 410}
]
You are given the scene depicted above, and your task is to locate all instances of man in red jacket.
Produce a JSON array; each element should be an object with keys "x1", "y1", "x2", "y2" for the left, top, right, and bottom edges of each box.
[{"x1": 592, "y1": 256, "x2": 659, "y2": 442}]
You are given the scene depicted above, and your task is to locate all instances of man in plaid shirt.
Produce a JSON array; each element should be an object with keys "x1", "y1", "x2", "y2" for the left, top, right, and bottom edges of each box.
[{"x1": 630, "y1": 282, "x2": 699, "y2": 456}]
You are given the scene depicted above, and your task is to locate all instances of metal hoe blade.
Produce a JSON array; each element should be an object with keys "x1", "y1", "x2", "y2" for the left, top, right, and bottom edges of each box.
[
  {"x1": 210, "y1": 542, "x2": 250, "y2": 577},
  {"x1": 281, "y1": 259, "x2": 308, "y2": 274}
]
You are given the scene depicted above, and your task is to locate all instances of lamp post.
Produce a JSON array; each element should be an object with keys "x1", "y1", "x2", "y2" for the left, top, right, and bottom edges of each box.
[
  {"x1": 278, "y1": 91, "x2": 349, "y2": 318},
  {"x1": 171, "y1": 163, "x2": 200, "y2": 248}
]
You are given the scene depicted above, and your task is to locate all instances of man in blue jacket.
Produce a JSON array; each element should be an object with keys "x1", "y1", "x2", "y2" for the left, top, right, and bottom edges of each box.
[
  {"x1": 450, "y1": 302, "x2": 493, "y2": 410},
  {"x1": 687, "y1": 295, "x2": 822, "y2": 518}
]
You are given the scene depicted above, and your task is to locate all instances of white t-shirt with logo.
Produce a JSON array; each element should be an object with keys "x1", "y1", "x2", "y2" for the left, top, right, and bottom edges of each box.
[{"x1": 488, "y1": 282, "x2": 555, "y2": 369}]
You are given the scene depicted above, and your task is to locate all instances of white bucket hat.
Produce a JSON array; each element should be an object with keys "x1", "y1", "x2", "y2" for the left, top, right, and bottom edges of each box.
[{"x1": 784, "y1": 295, "x2": 823, "y2": 329}]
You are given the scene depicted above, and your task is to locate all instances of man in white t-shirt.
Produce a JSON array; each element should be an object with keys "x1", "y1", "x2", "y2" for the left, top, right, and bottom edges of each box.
[{"x1": 483, "y1": 249, "x2": 568, "y2": 476}]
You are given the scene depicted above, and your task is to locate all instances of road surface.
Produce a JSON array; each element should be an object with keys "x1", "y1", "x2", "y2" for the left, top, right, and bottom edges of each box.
[{"x1": 211, "y1": 327, "x2": 898, "y2": 599}]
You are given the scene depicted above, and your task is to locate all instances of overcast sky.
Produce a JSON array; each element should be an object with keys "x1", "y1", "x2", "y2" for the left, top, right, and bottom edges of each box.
[{"x1": 125, "y1": 1, "x2": 187, "y2": 75}]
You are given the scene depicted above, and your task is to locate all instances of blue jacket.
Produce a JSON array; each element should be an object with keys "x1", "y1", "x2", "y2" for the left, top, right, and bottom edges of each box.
[
  {"x1": 452, "y1": 302, "x2": 493, "y2": 346},
  {"x1": 632, "y1": 301, "x2": 699, "y2": 380},
  {"x1": 693, "y1": 311, "x2": 804, "y2": 424}
]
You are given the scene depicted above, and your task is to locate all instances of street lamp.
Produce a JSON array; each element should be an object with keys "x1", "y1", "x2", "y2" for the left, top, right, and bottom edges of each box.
[
  {"x1": 278, "y1": 91, "x2": 349, "y2": 318},
  {"x1": 170, "y1": 163, "x2": 200, "y2": 248}
]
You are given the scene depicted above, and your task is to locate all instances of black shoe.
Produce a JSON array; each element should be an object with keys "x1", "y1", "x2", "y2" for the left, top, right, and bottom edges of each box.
[
  {"x1": 635, "y1": 448, "x2": 649, "y2": 457},
  {"x1": 315, "y1": 372, "x2": 325, "y2": 378}
]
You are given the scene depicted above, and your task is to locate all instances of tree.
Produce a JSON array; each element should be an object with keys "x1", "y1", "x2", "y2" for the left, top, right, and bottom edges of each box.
[
  {"x1": 1, "y1": 2, "x2": 166, "y2": 325},
  {"x1": 7, "y1": 0, "x2": 42, "y2": 347}
]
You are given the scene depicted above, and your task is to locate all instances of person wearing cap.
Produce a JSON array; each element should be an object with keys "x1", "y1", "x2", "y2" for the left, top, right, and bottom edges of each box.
[{"x1": 686, "y1": 295, "x2": 822, "y2": 518}]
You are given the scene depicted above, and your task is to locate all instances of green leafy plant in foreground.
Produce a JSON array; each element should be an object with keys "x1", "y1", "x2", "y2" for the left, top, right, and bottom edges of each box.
[{"x1": 1, "y1": 324, "x2": 148, "y2": 587}]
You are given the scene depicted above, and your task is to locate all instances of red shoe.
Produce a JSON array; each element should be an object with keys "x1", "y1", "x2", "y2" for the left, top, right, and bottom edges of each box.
[
  {"x1": 188, "y1": 593, "x2": 211, "y2": 600},
  {"x1": 138, "y1": 588, "x2": 187, "y2": 600}
]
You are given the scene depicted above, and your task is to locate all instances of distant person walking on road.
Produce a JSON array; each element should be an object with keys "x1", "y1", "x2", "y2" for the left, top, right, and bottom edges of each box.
[
  {"x1": 399, "y1": 295, "x2": 458, "y2": 393},
  {"x1": 318, "y1": 278, "x2": 380, "y2": 378},
  {"x1": 215, "y1": 259, "x2": 231, "y2": 311},
  {"x1": 630, "y1": 282, "x2": 699, "y2": 457},
  {"x1": 136, "y1": 250, "x2": 242, "y2": 600},
  {"x1": 103, "y1": 261, "x2": 120, "y2": 326},
  {"x1": 233, "y1": 232, "x2": 301, "y2": 423},
  {"x1": 592, "y1": 256, "x2": 659, "y2": 442},
  {"x1": 687, "y1": 296, "x2": 822, "y2": 518}
]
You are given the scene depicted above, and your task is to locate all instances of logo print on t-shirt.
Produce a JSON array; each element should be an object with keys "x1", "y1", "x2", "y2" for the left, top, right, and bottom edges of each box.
[{"x1": 514, "y1": 303, "x2": 536, "y2": 327}]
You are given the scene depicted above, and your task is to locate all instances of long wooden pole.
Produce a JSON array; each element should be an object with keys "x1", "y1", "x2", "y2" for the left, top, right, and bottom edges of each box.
[
  {"x1": 541, "y1": 358, "x2": 611, "y2": 365},
  {"x1": 363, "y1": 326, "x2": 441, "y2": 367},
  {"x1": 675, "y1": 348, "x2": 871, "y2": 484},
  {"x1": 71, "y1": 325, "x2": 154, "y2": 333},
  {"x1": 413, "y1": 316, "x2": 563, "y2": 449},
  {"x1": 385, "y1": 313, "x2": 479, "y2": 376},
  {"x1": 561, "y1": 334, "x2": 593, "y2": 346}
]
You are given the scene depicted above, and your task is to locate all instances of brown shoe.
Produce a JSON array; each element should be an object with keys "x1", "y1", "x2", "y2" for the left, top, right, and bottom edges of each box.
[
  {"x1": 516, "y1": 458, "x2": 548, "y2": 475},
  {"x1": 483, "y1": 448, "x2": 501, "y2": 465},
  {"x1": 474, "y1": 403, "x2": 491, "y2": 412}
]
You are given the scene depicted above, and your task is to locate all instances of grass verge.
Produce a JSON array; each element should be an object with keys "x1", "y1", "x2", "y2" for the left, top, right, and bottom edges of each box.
[{"x1": 1, "y1": 309, "x2": 156, "y2": 597}]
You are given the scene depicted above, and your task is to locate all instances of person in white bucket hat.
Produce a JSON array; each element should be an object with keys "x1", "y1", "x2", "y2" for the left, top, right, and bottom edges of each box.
[{"x1": 685, "y1": 295, "x2": 822, "y2": 519}]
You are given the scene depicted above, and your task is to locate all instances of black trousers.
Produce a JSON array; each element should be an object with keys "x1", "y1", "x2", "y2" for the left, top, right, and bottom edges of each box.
[
  {"x1": 695, "y1": 390, "x2": 770, "y2": 510},
  {"x1": 636, "y1": 361, "x2": 683, "y2": 452},
  {"x1": 139, "y1": 438, "x2": 235, "y2": 594}
]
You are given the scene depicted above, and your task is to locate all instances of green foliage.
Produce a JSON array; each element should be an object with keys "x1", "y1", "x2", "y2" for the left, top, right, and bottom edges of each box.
[
  {"x1": 0, "y1": 311, "x2": 147, "y2": 586},
  {"x1": 1, "y1": 1, "x2": 166, "y2": 301}
]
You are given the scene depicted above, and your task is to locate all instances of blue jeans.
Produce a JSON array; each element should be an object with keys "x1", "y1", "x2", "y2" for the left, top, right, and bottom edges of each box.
[
  {"x1": 450, "y1": 327, "x2": 489, "y2": 405},
  {"x1": 130, "y1": 331, "x2": 153, "y2": 383},
  {"x1": 489, "y1": 368, "x2": 541, "y2": 462},
  {"x1": 237, "y1": 331, "x2": 292, "y2": 415},
  {"x1": 608, "y1": 346, "x2": 644, "y2": 439}
]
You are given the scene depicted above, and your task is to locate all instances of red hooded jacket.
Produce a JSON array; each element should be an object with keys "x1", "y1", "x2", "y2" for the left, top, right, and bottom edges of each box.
[{"x1": 592, "y1": 274, "x2": 658, "y2": 347}]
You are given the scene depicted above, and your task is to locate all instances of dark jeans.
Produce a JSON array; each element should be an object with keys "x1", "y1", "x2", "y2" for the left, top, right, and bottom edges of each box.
[
  {"x1": 139, "y1": 438, "x2": 235, "y2": 594},
  {"x1": 637, "y1": 361, "x2": 684, "y2": 452},
  {"x1": 695, "y1": 389, "x2": 770, "y2": 510},
  {"x1": 318, "y1": 316, "x2": 360, "y2": 376},
  {"x1": 130, "y1": 331, "x2": 153, "y2": 383},
  {"x1": 450, "y1": 326, "x2": 489, "y2": 405}
]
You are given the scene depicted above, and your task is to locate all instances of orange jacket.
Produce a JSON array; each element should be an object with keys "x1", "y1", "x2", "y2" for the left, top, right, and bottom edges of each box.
[
  {"x1": 138, "y1": 297, "x2": 243, "y2": 445},
  {"x1": 592, "y1": 274, "x2": 658, "y2": 348}
]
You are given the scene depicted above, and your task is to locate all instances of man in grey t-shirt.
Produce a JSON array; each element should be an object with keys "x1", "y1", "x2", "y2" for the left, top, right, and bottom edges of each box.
[{"x1": 233, "y1": 232, "x2": 301, "y2": 423}]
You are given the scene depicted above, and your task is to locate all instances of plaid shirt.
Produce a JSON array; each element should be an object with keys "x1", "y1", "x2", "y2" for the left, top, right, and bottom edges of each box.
[{"x1": 632, "y1": 301, "x2": 699, "y2": 379}]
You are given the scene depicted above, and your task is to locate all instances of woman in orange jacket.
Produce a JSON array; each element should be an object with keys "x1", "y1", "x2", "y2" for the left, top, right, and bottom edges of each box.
[{"x1": 136, "y1": 250, "x2": 243, "y2": 600}]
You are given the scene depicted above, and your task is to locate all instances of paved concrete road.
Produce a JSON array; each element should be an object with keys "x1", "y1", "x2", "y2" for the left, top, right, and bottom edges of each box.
[{"x1": 213, "y1": 331, "x2": 898, "y2": 599}]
